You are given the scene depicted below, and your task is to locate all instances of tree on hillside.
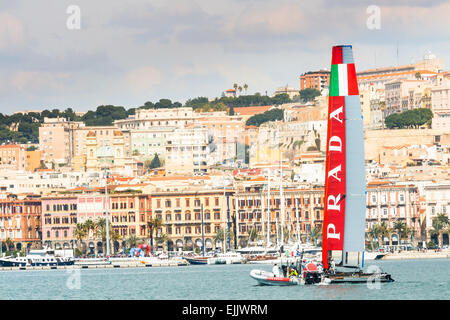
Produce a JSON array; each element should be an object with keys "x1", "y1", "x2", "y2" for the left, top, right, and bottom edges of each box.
[
  {"x1": 385, "y1": 108, "x2": 433, "y2": 129},
  {"x1": 245, "y1": 108, "x2": 284, "y2": 127},
  {"x1": 150, "y1": 153, "x2": 161, "y2": 169},
  {"x1": 299, "y1": 88, "x2": 321, "y2": 102}
]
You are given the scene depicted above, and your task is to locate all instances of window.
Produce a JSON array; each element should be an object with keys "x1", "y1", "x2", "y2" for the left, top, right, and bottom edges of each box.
[{"x1": 214, "y1": 212, "x2": 220, "y2": 220}]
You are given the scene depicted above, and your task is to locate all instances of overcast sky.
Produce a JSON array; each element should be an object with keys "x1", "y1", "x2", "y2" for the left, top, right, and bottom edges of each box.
[{"x1": 0, "y1": 0, "x2": 449, "y2": 113}]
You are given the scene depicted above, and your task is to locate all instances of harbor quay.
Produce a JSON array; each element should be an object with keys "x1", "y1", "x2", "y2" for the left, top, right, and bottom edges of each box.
[{"x1": 0, "y1": 259, "x2": 189, "y2": 271}]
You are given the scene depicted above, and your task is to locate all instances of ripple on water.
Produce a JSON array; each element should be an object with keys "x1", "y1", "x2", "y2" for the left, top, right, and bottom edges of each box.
[{"x1": 0, "y1": 259, "x2": 448, "y2": 300}]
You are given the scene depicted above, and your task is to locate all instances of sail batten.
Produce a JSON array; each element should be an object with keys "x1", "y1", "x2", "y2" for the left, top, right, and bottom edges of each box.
[{"x1": 323, "y1": 45, "x2": 365, "y2": 269}]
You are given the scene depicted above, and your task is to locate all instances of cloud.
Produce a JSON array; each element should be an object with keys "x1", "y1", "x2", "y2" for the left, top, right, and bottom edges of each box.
[
  {"x1": 125, "y1": 66, "x2": 162, "y2": 95},
  {"x1": 0, "y1": 12, "x2": 24, "y2": 51}
]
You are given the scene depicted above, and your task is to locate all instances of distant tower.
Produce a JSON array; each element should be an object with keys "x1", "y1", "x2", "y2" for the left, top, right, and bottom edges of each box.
[
  {"x1": 86, "y1": 131, "x2": 98, "y2": 171},
  {"x1": 113, "y1": 131, "x2": 125, "y2": 170}
]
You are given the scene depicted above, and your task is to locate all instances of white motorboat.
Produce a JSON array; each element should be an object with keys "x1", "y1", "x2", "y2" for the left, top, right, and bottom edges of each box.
[
  {"x1": 207, "y1": 252, "x2": 246, "y2": 264},
  {"x1": 0, "y1": 248, "x2": 74, "y2": 267},
  {"x1": 249, "y1": 269, "x2": 301, "y2": 286},
  {"x1": 362, "y1": 251, "x2": 386, "y2": 261}
]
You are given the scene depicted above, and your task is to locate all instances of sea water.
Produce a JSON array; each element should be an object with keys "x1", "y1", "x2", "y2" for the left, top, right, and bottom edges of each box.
[{"x1": 0, "y1": 259, "x2": 448, "y2": 300}]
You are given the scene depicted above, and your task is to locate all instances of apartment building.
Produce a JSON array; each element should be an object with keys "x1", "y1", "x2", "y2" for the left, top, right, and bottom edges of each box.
[
  {"x1": 0, "y1": 144, "x2": 27, "y2": 171},
  {"x1": 39, "y1": 117, "x2": 83, "y2": 165},
  {"x1": 299, "y1": 70, "x2": 330, "y2": 92},
  {"x1": 165, "y1": 127, "x2": 210, "y2": 176},
  {"x1": 0, "y1": 195, "x2": 42, "y2": 251},
  {"x1": 114, "y1": 107, "x2": 196, "y2": 130},
  {"x1": 41, "y1": 195, "x2": 78, "y2": 249},
  {"x1": 150, "y1": 189, "x2": 233, "y2": 251}
]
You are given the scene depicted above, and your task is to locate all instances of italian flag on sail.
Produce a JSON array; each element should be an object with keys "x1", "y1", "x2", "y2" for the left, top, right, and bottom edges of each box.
[{"x1": 329, "y1": 46, "x2": 359, "y2": 97}]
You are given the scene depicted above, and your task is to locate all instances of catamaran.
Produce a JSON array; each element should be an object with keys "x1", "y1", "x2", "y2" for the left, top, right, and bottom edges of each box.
[
  {"x1": 320, "y1": 44, "x2": 393, "y2": 283},
  {"x1": 249, "y1": 45, "x2": 394, "y2": 285}
]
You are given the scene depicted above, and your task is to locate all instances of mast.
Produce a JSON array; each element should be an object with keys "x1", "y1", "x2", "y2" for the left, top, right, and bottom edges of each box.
[
  {"x1": 227, "y1": 193, "x2": 231, "y2": 252},
  {"x1": 295, "y1": 198, "x2": 300, "y2": 245},
  {"x1": 322, "y1": 45, "x2": 366, "y2": 269},
  {"x1": 235, "y1": 187, "x2": 239, "y2": 249},
  {"x1": 201, "y1": 203, "x2": 205, "y2": 257},
  {"x1": 266, "y1": 169, "x2": 271, "y2": 247},
  {"x1": 104, "y1": 169, "x2": 111, "y2": 257},
  {"x1": 261, "y1": 187, "x2": 266, "y2": 247},
  {"x1": 280, "y1": 152, "x2": 284, "y2": 247}
]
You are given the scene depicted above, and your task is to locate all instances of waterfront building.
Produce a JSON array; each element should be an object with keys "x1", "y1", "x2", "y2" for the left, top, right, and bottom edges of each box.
[
  {"x1": 41, "y1": 195, "x2": 78, "y2": 250},
  {"x1": 424, "y1": 183, "x2": 450, "y2": 246},
  {"x1": 150, "y1": 189, "x2": 233, "y2": 251},
  {"x1": 365, "y1": 181, "x2": 420, "y2": 246},
  {"x1": 0, "y1": 194, "x2": 42, "y2": 251},
  {"x1": 234, "y1": 181, "x2": 420, "y2": 247}
]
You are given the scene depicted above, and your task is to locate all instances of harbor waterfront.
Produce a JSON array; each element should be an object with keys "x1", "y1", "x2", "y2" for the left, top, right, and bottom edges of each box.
[{"x1": 0, "y1": 259, "x2": 448, "y2": 300}]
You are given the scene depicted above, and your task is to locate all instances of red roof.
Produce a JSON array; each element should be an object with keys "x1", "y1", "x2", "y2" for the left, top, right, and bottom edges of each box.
[{"x1": 234, "y1": 105, "x2": 273, "y2": 116}]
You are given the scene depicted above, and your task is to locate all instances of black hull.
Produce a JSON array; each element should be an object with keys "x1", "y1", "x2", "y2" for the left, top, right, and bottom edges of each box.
[
  {"x1": 0, "y1": 260, "x2": 75, "y2": 267},
  {"x1": 327, "y1": 272, "x2": 394, "y2": 284}
]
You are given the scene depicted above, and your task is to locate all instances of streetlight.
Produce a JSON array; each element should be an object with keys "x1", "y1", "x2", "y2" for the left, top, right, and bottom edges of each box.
[{"x1": 103, "y1": 167, "x2": 111, "y2": 257}]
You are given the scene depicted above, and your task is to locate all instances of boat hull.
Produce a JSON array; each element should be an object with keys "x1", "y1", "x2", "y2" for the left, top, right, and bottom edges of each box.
[
  {"x1": 0, "y1": 259, "x2": 75, "y2": 267},
  {"x1": 184, "y1": 257, "x2": 209, "y2": 265},
  {"x1": 326, "y1": 272, "x2": 394, "y2": 284},
  {"x1": 250, "y1": 269, "x2": 300, "y2": 286}
]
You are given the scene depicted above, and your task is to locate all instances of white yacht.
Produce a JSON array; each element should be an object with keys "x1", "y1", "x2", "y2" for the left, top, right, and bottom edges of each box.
[{"x1": 0, "y1": 248, "x2": 75, "y2": 267}]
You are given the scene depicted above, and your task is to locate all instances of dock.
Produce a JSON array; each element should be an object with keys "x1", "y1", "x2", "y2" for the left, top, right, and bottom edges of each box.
[
  {"x1": 0, "y1": 260, "x2": 189, "y2": 271},
  {"x1": 381, "y1": 251, "x2": 450, "y2": 260}
]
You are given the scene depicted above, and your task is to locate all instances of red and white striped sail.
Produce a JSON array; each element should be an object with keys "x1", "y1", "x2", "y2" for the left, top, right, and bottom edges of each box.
[{"x1": 322, "y1": 45, "x2": 366, "y2": 269}]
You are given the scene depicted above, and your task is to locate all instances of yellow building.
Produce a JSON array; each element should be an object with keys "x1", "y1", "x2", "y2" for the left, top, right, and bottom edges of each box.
[
  {"x1": 150, "y1": 189, "x2": 234, "y2": 251},
  {"x1": 26, "y1": 149, "x2": 43, "y2": 172}
]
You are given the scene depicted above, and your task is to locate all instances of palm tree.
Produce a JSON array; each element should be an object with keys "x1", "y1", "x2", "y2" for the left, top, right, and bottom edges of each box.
[
  {"x1": 392, "y1": 221, "x2": 407, "y2": 243},
  {"x1": 127, "y1": 234, "x2": 139, "y2": 248},
  {"x1": 435, "y1": 213, "x2": 450, "y2": 227},
  {"x1": 233, "y1": 83, "x2": 238, "y2": 93},
  {"x1": 94, "y1": 217, "x2": 121, "y2": 254},
  {"x1": 157, "y1": 233, "x2": 169, "y2": 252},
  {"x1": 84, "y1": 219, "x2": 96, "y2": 239},
  {"x1": 74, "y1": 223, "x2": 87, "y2": 255},
  {"x1": 429, "y1": 218, "x2": 444, "y2": 247},
  {"x1": 148, "y1": 217, "x2": 162, "y2": 253},
  {"x1": 214, "y1": 227, "x2": 235, "y2": 249},
  {"x1": 5, "y1": 238, "x2": 14, "y2": 252},
  {"x1": 238, "y1": 86, "x2": 243, "y2": 96},
  {"x1": 244, "y1": 83, "x2": 248, "y2": 95},
  {"x1": 247, "y1": 227, "x2": 258, "y2": 243}
]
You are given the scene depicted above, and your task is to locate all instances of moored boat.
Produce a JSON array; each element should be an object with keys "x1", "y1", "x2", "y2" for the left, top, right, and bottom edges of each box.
[{"x1": 0, "y1": 248, "x2": 74, "y2": 267}]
